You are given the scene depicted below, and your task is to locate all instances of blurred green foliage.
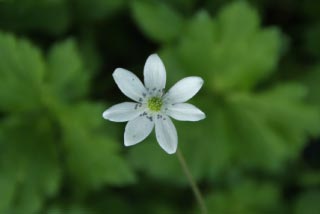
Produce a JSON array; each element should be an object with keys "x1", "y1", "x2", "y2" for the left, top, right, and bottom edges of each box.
[
  {"x1": 205, "y1": 180, "x2": 283, "y2": 214},
  {"x1": 0, "y1": 33, "x2": 134, "y2": 214},
  {"x1": 0, "y1": 0, "x2": 320, "y2": 213}
]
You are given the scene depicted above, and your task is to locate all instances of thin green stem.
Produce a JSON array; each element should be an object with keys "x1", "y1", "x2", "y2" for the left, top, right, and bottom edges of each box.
[{"x1": 176, "y1": 149, "x2": 208, "y2": 214}]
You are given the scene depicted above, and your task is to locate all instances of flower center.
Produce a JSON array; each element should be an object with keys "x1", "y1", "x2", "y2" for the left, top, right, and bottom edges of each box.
[{"x1": 147, "y1": 97, "x2": 163, "y2": 112}]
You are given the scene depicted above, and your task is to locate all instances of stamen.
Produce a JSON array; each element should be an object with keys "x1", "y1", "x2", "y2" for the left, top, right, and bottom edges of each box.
[{"x1": 148, "y1": 97, "x2": 163, "y2": 112}]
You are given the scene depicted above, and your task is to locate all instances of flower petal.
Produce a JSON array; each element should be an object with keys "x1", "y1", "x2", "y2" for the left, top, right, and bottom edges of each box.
[
  {"x1": 102, "y1": 102, "x2": 145, "y2": 122},
  {"x1": 164, "y1": 77, "x2": 203, "y2": 104},
  {"x1": 124, "y1": 115, "x2": 154, "y2": 146},
  {"x1": 144, "y1": 54, "x2": 166, "y2": 93},
  {"x1": 113, "y1": 68, "x2": 147, "y2": 102},
  {"x1": 155, "y1": 115, "x2": 177, "y2": 154},
  {"x1": 166, "y1": 103, "x2": 205, "y2": 121}
]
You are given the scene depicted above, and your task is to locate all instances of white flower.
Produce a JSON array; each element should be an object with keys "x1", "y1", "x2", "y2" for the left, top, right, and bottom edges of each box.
[{"x1": 102, "y1": 54, "x2": 205, "y2": 154}]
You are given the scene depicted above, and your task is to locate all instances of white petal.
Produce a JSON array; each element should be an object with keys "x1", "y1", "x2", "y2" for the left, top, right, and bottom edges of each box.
[
  {"x1": 144, "y1": 54, "x2": 166, "y2": 93},
  {"x1": 166, "y1": 103, "x2": 205, "y2": 121},
  {"x1": 164, "y1": 77, "x2": 203, "y2": 104},
  {"x1": 124, "y1": 115, "x2": 154, "y2": 146},
  {"x1": 102, "y1": 102, "x2": 145, "y2": 122},
  {"x1": 113, "y1": 68, "x2": 147, "y2": 102},
  {"x1": 155, "y1": 115, "x2": 177, "y2": 154}
]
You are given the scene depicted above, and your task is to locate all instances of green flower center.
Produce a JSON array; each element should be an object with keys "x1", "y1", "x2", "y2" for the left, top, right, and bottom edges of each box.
[{"x1": 148, "y1": 97, "x2": 163, "y2": 112}]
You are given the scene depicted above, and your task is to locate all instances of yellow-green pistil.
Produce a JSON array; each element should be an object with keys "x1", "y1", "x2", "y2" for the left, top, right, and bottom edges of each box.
[{"x1": 148, "y1": 97, "x2": 163, "y2": 112}]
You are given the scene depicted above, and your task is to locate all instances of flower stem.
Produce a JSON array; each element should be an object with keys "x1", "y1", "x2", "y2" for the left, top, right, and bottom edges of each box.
[{"x1": 176, "y1": 149, "x2": 208, "y2": 214}]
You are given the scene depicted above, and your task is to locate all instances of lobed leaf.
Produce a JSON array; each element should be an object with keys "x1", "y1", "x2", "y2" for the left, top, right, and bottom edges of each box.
[
  {"x1": 59, "y1": 103, "x2": 135, "y2": 190},
  {"x1": 47, "y1": 39, "x2": 89, "y2": 102},
  {"x1": 0, "y1": 115, "x2": 61, "y2": 214},
  {"x1": 131, "y1": 1, "x2": 185, "y2": 43},
  {"x1": 0, "y1": 32, "x2": 45, "y2": 112},
  {"x1": 175, "y1": 2, "x2": 283, "y2": 92}
]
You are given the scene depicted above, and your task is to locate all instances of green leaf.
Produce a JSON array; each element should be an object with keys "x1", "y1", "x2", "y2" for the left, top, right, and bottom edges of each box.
[
  {"x1": 173, "y1": 2, "x2": 283, "y2": 92},
  {"x1": 0, "y1": 168, "x2": 16, "y2": 214},
  {"x1": 129, "y1": 83, "x2": 320, "y2": 182},
  {"x1": 128, "y1": 2, "x2": 319, "y2": 183},
  {"x1": 225, "y1": 84, "x2": 320, "y2": 169},
  {"x1": 59, "y1": 103, "x2": 135, "y2": 190},
  {"x1": 47, "y1": 203, "x2": 93, "y2": 214},
  {"x1": 47, "y1": 39, "x2": 89, "y2": 102},
  {"x1": 131, "y1": 1, "x2": 184, "y2": 43},
  {"x1": 205, "y1": 180, "x2": 283, "y2": 214},
  {"x1": 294, "y1": 190, "x2": 320, "y2": 214},
  {"x1": 129, "y1": 138, "x2": 183, "y2": 183},
  {"x1": 128, "y1": 99, "x2": 233, "y2": 183},
  {"x1": 0, "y1": 31, "x2": 45, "y2": 112},
  {"x1": 299, "y1": 170, "x2": 320, "y2": 187},
  {"x1": 78, "y1": 32, "x2": 102, "y2": 76},
  {"x1": 0, "y1": 115, "x2": 61, "y2": 214}
]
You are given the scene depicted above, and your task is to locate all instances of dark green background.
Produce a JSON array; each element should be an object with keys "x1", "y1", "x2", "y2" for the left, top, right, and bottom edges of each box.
[{"x1": 0, "y1": 0, "x2": 320, "y2": 213}]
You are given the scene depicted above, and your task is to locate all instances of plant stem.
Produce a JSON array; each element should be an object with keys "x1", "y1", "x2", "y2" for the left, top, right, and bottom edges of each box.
[{"x1": 176, "y1": 149, "x2": 208, "y2": 214}]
